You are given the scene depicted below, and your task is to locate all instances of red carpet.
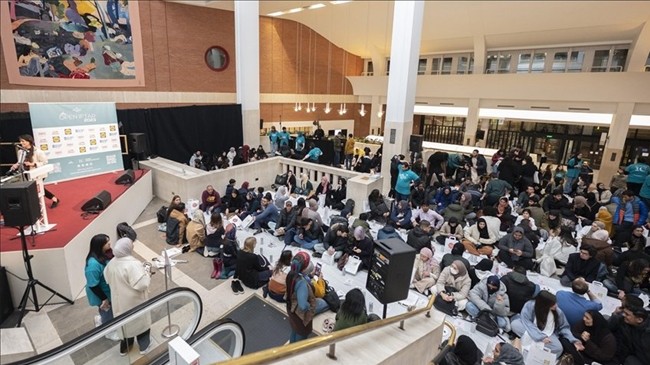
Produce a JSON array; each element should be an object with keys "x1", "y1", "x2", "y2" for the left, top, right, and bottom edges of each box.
[{"x1": 0, "y1": 170, "x2": 148, "y2": 252}]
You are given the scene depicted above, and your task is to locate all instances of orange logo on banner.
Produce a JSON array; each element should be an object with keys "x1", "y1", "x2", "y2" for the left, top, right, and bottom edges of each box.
[
  {"x1": 109, "y1": 125, "x2": 116, "y2": 131},
  {"x1": 40, "y1": 144, "x2": 49, "y2": 151},
  {"x1": 52, "y1": 136, "x2": 60, "y2": 142},
  {"x1": 64, "y1": 128, "x2": 72, "y2": 135},
  {"x1": 100, "y1": 132, "x2": 106, "y2": 138},
  {"x1": 90, "y1": 139, "x2": 97, "y2": 145}
]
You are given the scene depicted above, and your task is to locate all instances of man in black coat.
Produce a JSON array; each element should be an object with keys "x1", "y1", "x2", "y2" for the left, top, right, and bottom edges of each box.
[
  {"x1": 560, "y1": 245, "x2": 601, "y2": 286},
  {"x1": 406, "y1": 220, "x2": 433, "y2": 252},
  {"x1": 500, "y1": 266, "x2": 539, "y2": 314}
]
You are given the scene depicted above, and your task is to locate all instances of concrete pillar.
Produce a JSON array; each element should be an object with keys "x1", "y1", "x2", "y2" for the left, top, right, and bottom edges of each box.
[
  {"x1": 627, "y1": 19, "x2": 650, "y2": 72},
  {"x1": 369, "y1": 95, "x2": 383, "y2": 135},
  {"x1": 477, "y1": 119, "x2": 490, "y2": 148},
  {"x1": 380, "y1": 1, "x2": 425, "y2": 193},
  {"x1": 370, "y1": 45, "x2": 387, "y2": 76},
  {"x1": 463, "y1": 98, "x2": 480, "y2": 146},
  {"x1": 234, "y1": 1, "x2": 261, "y2": 148},
  {"x1": 600, "y1": 103, "x2": 633, "y2": 184},
  {"x1": 473, "y1": 35, "x2": 486, "y2": 75}
]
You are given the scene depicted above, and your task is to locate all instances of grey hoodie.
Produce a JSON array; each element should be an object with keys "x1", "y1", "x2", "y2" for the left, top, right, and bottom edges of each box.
[{"x1": 493, "y1": 343, "x2": 524, "y2": 365}]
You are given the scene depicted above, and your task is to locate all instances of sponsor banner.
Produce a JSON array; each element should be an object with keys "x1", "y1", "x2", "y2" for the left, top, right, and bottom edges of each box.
[{"x1": 28, "y1": 103, "x2": 123, "y2": 182}]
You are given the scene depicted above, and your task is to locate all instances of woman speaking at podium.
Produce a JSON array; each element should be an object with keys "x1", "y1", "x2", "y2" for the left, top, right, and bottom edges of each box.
[{"x1": 10, "y1": 134, "x2": 60, "y2": 208}]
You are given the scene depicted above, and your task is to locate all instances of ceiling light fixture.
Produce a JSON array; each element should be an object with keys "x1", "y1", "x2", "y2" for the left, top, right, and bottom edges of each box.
[
  {"x1": 359, "y1": 104, "x2": 366, "y2": 117},
  {"x1": 330, "y1": 1, "x2": 351, "y2": 5},
  {"x1": 308, "y1": 3, "x2": 326, "y2": 10},
  {"x1": 267, "y1": 11, "x2": 284, "y2": 17},
  {"x1": 287, "y1": 7, "x2": 303, "y2": 14},
  {"x1": 324, "y1": 102, "x2": 332, "y2": 114}
]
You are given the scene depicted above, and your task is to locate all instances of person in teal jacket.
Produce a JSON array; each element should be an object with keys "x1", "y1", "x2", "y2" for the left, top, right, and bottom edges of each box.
[
  {"x1": 625, "y1": 157, "x2": 650, "y2": 196},
  {"x1": 395, "y1": 162, "x2": 420, "y2": 202},
  {"x1": 640, "y1": 174, "x2": 650, "y2": 208},
  {"x1": 85, "y1": 234, "x2": 113, "y2": 325},
  {"x1": 564, "y1": 153, "x2": 583, "y2": 195},
  {"x1": 278, "y1": 127, "x2": 290, "y2": 147},
  {"x1": 302, "y1": 144, "x2": 323, "y2": 164},
  {"x1": 268, "y1": 126, "x2": 279, "y2": 156}
]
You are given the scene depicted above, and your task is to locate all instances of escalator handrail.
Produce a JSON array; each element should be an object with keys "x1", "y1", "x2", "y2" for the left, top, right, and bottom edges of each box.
[
  {"x1": 149, "y1": 318, "x2": 246, "y2": 365},
  {"x1": 219, "y1": 293, "x2": 455, "y2": 365},
  {"x1": 9, "y1": 287, "x2": 203, "y2": 365}
]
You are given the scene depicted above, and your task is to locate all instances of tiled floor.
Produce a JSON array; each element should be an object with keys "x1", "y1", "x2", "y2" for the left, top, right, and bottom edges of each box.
[{"x1": 0, "y1": 197, "x2": 430, "y2": 364}]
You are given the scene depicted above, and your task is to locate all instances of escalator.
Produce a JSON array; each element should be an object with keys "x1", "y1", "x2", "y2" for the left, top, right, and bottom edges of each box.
[{"x1": 7, "y1": 287, "x2": 245, "y2": 365}]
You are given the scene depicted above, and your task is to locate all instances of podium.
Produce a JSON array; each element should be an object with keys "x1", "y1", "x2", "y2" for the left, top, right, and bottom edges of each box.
[{"x1": 23, "y1": 164, "x2": 56, "y2": 234}]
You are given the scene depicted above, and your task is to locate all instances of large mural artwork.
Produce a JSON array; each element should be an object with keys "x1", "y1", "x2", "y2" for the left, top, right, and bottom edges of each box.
[{"x1": 1, "y1": 0, "x2": 144, "y2": 87}]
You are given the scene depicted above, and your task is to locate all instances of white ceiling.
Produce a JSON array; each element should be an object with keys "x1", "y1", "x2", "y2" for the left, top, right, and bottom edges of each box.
[{"x1": 169, "y1": 1, "x2": 650, "y2": 58}]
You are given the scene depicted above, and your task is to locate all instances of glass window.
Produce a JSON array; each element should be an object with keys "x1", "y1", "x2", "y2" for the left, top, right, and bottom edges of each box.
[
  {"x1": 367, "y1": 61, "x2": 373, "y2": 75},
  {"x1": 418, "y1": 59, "x2": 427, "y2": 75},
  {"x1": 610, "y1": 49, "x2": 628, "y2": 72},
  {"x1": 457, "y1": 56, "x2": 468, "y2": 74},
  {"x1": 517, "y1": 53, "x2": 531, "y2": 73},
  {"x1": 531, "y1": 52, "x2": 546, "y2": 73},
  {"x1": 498, "y1": 53, "x2": 512, "y2": 73},
  {"x1": 591, "y1": 50, "x2": 610, "y2": 72},
  {"x1": 568, "y1": 51, "x2": 584, "y2": 72},
  {"x1": 485, "y1": 54, "x2": 498, "y2": 74},
  {"x1": 552, "y1": 52, "x2": 567, "y2": 72},
  {"x1": 431, "y1": 57, "x2": 441, "y2": 75},
  {"x1": 441, "y1": 57, "x2": 453, "y2": 75},
  {"x1": 386, "y1": 60, "x2": 390, "y2": 75},
  {"x1": 468, "y1": 56, "x2": 474, "y2": 74}
]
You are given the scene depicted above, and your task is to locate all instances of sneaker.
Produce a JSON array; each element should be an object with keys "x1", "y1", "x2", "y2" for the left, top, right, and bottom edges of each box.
[
  {"x1": 119, "y1": 342, "x2": 130, "y2": 356},
  {"x1": 106, "y1": 331, "x2": 120, "y2": 341},
  {"x1": 253, "y1": 228, "x2": 263, "y2": 235},
  {"x1": 266, "y1": 229, "x2": 274, "y2": 235},
  {"x1": 139, "y1": 342, "x2": 153, "y2": 355},
  {"x1": 235, "y1": 280, "x2": 245, "y2": 294},
  {"x1": 312, "y1": 252, "x2": 322, "y2": 258},
  {"x1": 262, "y1": 285, "x2": 269, "y2": 298},
  {"x1": 231, "y1": 280, "x2": 240, "y2": 294}
]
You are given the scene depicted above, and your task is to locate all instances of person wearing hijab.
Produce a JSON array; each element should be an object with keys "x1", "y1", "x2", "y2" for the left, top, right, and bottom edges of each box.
[
  {"x1": 511, "y1": 290, "x2": 583, "y2": 359},
  {"x1": 411, "y1": 247, "x2": 440, "y2": 295},
  {"x1": 595, "y1": 206, "x2": 614, "y2": 236},
  {"x1": 447, "y1": 335, "x2": 484, "y2": 365},
  {"x1": 497, "y1": 226, "x2": 535, "y2": 269},
  {"x1": 348, "y1": 226, "x2": 374, "y2": 270},
  {"x1": 483, "y1": 342, "x2": 524, "y2": 365},
  {"x1": 571, "y1": 310, "x2": 618, "y2": 365},
  {"x1": 389, "y1": 200, "x2": 413, "y2": 229},
  {"x1": 185, "y1": 209, "x2": 206, "y2": 253},
  {"x1": 226, "y1": 147, "x2": 236, "y2": 166},
  {"x1": 308, "y1": 175, "x2": 331, "y2": 200},
  {"x1": 573, "y1": 195, "x2": 594, "y2": 224},
  {"x1": 463, "y1": 217, "x2": 498, "y2": 256},
  {"x1": 434, "y1": 260, "x2": 471, "y2": 311},
  {"x1": 577, "y1": 221, "x2": 609, "y2": 243},
  {"x1": 285, "y1": 252, "x2": 317, "y2": 343},
  {"x1": 435, "y1": 216, "x2": 464, "y2": 245},
  {"x1": 103, "y1": 238, "x2": 153, "y2": 356},
  {"x1": 467, "y1": 275, "x2": 511, "y2": 331},
  {"x1": 274, "y1": 185, "x2": 290, "y2": 209}
]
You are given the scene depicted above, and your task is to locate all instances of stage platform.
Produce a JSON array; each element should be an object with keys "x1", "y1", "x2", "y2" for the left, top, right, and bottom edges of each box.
[{"x1": 0, "y1": 170, "x2": 153, "y2": 308}]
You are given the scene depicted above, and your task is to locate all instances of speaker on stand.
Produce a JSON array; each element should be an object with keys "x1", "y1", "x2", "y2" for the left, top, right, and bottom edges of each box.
[{"x1": 128, "y1": 133, "x2": 148, "y2": 161}]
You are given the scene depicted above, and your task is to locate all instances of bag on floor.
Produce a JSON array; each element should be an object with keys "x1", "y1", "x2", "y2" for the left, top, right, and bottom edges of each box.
[
  {"x1": 343, "y1": 255, "x2": 362, "y2": 275},
  {"x1": 433, "y1": 293, "x2": 458, "y2": 317},
  {"x1": 337, "y1": 253, "x2": 350, "y2": 271},
  {"x1": 312, "y1": 276, "x2": 326, "y2": 298},
  {"x1": 116, "y1": 222, "x2": 137, "y2": 241},
  {"x1": 323, "y1": 286, "x2": 341, "y2": 312},
  {"x1": 156, "y1": 206, "x2": 168, "y2": 223},
  {"x1": 275, "y1": 174, "x2": 288, "y2": 186},
  {"x1": 475, "y1": 310, "x2": 499, "y2": 337}
]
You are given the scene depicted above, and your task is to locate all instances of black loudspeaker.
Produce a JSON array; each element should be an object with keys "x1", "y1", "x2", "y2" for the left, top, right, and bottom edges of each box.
[
  {"x1": 409, "y1": 134, "x2": 424, "y2": 153},
  {"x1": 0, "y1": 267, "x2": 13, "y2": 324},
  {"x1": 476, "y1": 130, "x2": 486, "y2": 140},
  {"x1": 366, "y1": 238, "x2": 416, "y2": 304},
  {"x1": 0, "y1": 181, "x2": 40, "y2": 226},
  {"x1": 115, "y1": 169, "x2": 135, "y2": 185},
  {"x1": 260, "y1": 118, "x2": 264, "y2": 129},
  {"x1": 128, "y1": 133, "x2": 148, "y2": 160},
  {"x1": 81, "y1": 190, "x2": 112, "y2": 212}
]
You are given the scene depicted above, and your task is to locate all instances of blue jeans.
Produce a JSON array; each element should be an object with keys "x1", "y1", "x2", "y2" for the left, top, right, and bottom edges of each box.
[
  {"x1": 290, "y1": 331, "x2": 307, "y2": 343},
  {"x1": 345, "y1": 154, "x2": 353, "y2": 170},
  {"x1": 465, "y1": 302, "x2": 510, "y2": 331},
  {"x1": 315, "y1": 298, "x2": 329, "y2": 314},
  {"x1": 333, "y1": 151, "x2": 341, "y2": 166},
  {"x1": 395, "y1": 192, "x2": 410, "y2": 202},
  {"x1": 511, "y1": 316, "x2": 563, "y2": 357},
  {"x1": 293, "y1": 235, "x2": 319, "y2": 250},
  {"x1": 564, "y1": 176, "x2": 577, "y2": 194},
  {"x1": 270, "y1": 142, "x2": 278, "y2": 156}
]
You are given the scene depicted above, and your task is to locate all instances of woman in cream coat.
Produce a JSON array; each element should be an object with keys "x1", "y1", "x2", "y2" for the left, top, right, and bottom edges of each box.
[
  {"x1": 433, "y1": 260, "x2": 471, "y2": 310},
  {"x1": 104, "y1": 238, "x2": 153, "y2": 356},
  {"x1": 411, "y1": 247, "x2": 440, "y2": 294}
]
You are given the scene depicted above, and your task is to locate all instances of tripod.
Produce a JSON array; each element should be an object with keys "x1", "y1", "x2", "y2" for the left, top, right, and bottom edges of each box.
[{"x1": 15, "y1": 226, "x2": 74, "y2": 327}]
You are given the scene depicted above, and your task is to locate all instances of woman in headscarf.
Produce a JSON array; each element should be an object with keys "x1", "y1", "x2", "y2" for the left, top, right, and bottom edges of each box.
[
  {"x1": 274, "y1": 185, "x2": 290, "y2": 209},
  {"x1": 435, "y1": 216, "x2": 464, "y2": 245},
  {"x1": 571, "y1": 310, "x2": 617, "y2": 365},
  {"x1": 462, "y1": 218, "x2": 498, "y2": 256},
  {"x1": 433, "y1": 260, "x2": 471, "y2": 311},
  {"x1": 497, "y1": 226, "x2": 535, "y2": 270},
  {"x1": 348, "y1": 226, "x2": 374, "y2": 270},
  {"x1": 308, "y1": 175, "x2": 331, "y2": 200},
  {"x1": 389, "y1": 199, "x2": 413, "y2": 229},
  {"x1": 573, "y1": 195, "x2": 594, "y2": 224},
  {"x1": 541, "y1": 209, "x2": 562, "y2": 237},
  {"x1": 595, "y1": 206, "x2": 613, "y2": 237},
  {"x1": 226, "y1": 147, "x2": 236, "y2": 166},
  {"x1": 459, "y1": 191, "x2": 476, "y2": 221},
  {"x1": 286, "y1": 252, "x2": 317, "y2": 343},
  {"x1": 185, "y1": 209, "x2": 206, "y2": 253},
  {"x1": 483, "y1": 342, "x2": 524, "y2": 365},
  {"x1": 411, "y1": 247, "x2": 440, "y2": 295},
  {"x1": 285, "y1": 170, "x2": 297, "y2": 193},
  {"x1": 103, "y1": 238, "x2": 153, "y2": 356},
  {"x1": 511, "y1": 290, "x2": 582, "y2": 359}
]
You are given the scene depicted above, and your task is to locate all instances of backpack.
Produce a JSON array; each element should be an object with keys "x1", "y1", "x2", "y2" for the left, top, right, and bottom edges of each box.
[
  {"x1": 116, "y1": 222, "x2": 137, "y2": 241},
  {"x1": 157, "y1": 206, "x2": 168, "y2": 223},
  {"x1": 323, "y1": 285, "x2": 341, "y2": 312},
  {"x1": 475, "y1": 310, "x2": 499, "y2": 337}
]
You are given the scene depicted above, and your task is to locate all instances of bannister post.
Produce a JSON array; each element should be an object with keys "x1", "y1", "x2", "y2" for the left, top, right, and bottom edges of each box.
[{"x1": 327, "y1": 343, "x2": 337, "y2": 360}]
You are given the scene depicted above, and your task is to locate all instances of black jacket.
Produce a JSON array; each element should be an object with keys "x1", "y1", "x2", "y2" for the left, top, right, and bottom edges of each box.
[
  {"x1": 369, "y1": 198, "x2": 390, "y2": 219},
  {"x1": 406, "y1": 226, "x2": 432, "y2": 252},
  {"x1": 277, "y1": 207, "x2": 298, "y2": 230},
  {"x1": 235, "y1": 251, "x2": 268, "y2": 289},
  {"x1": 563, "y1": 253, "x2": 600, "y2": 282},
  {"x1": 500, "y1": 271, "x2": 538, "y2": 314},
  {"x1": 323, "y1": 223, "x2": 349, "y2": 251}
]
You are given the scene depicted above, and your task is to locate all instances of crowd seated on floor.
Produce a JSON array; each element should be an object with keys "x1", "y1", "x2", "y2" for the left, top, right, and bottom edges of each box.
[{"x1": 153, "y1": 146, "x2": 650, "y2": 362}]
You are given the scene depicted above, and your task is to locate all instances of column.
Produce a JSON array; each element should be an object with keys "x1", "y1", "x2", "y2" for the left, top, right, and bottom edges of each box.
[
  {"x1": 234, "y1": 1, "x2": 261, "y2": 148},
  {"x1": 463, "y1": 98, "x2": 480, "y2": 147},
  {"x1": 370, "y1": 45, "x2": 387, "y2": 76},
  {"x1": 380, "y1": 1, "x2": 425, "y2": 193},
  {"x1": 369, "y1": 95, "x2": 383, "y2": 135},
  {"x1": 627, "y1": 20, "x2": 650, "y2": 72},
  {"x1": 599, "y1": 103, "x2": 633, "y2": 184},
  {"x1": 473, "y1": 35, "x2": 486, "y2": 75}
]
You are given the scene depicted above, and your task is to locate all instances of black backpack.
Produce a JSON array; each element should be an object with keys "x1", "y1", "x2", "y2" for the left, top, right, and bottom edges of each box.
[
  {"x1": 116, "y1": 222, "x2": 137, "y2": 241},
  {"x1": 156, "y1": 205, "x2": 168, "y2": 223},
  {"x1": 475, "y1": 310, "x2": 499, "y2": 337}
]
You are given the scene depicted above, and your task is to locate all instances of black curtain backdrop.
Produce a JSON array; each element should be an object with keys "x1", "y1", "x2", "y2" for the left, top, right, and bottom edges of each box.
[
  {"x1": 118, "y1": 104, "x2": 243, "y2": 164},
  {"x1": 1, "y1": 104, "x2": 243, "y2": 172}
]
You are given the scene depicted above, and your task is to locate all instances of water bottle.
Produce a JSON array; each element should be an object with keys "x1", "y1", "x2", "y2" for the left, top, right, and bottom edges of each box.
[
  {"x1": 369, "y1": 301, "x2": 374, "y2": 313},
  {"x1": 260, "y1": 247, "x2": 264, "y2": 256},
  {"x1": 269, "y1": 254, "x2": 274, "y2": 264},
  {"x1": 342, "y1": 267, "x2": 347, "y2": 276}
]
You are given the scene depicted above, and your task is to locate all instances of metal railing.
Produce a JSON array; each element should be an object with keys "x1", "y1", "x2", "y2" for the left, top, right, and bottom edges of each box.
[
  {"x1": 278, "y1": 157, "x2": 360, "y2": 185},
  {"x1": 218, "y1": 294, "x2": 454, "y2": 365}
]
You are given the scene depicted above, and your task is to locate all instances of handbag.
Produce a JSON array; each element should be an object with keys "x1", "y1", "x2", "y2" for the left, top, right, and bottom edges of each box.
[
  {"x1": 475, "y1": 310, "x2": 499, "y2": 337},
  {"x1": 156, "y1": 206, "x2": 168, "y2": 223},
  {"x1": 275, "y1": 174, "x2": 288, "y2": 186},
  {"x1": 343, "y1": 255, "x2": 362, "y2": 275},
  {"x1": 433, "y1": 292, "x2": 458, "y2": 316},
  {"x1": 323, "y1": 286, "x2": 341, "y2": 312},
  {"x1": 337, "y1": 253, "x2": 349, "y2": 271},
  {"x1": 312, "y1": 276, "x2": 326, "y2": 298}
]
